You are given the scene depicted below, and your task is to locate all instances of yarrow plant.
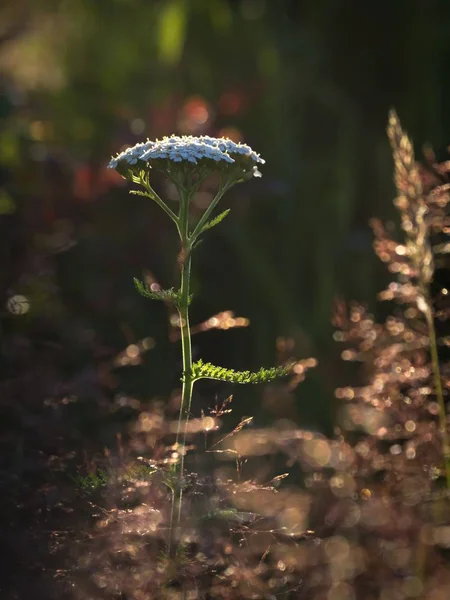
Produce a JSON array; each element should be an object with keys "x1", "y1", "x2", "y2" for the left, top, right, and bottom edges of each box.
[
  {"x1": 66, "y1": 114, "x2": 450, "y2": 600},
  {"x1": 107, "y1": 134, "x2": 292, "y2": 555}
]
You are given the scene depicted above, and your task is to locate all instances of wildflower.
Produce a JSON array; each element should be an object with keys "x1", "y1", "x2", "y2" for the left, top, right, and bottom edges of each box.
[
  {"x1": 107, "y1": 140, "x2": 155, "y2": 169},
  {"x1": 107, "y1": 135, "x2": 264, "y2": 184}
]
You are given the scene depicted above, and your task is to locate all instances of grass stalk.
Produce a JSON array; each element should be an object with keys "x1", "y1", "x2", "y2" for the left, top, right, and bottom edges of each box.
[{"x1": 425, "y1": 301, "x2": 450, "y2": 488}]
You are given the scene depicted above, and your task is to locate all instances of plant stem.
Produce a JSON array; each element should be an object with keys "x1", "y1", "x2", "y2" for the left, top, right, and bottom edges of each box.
[
  {"x1": 425, "y1": 301, "x2": 450, "y2": 489},
  {"x1": 140, "y1": 177, "x2": 179, "y2": 225},
  {"x1": 169, "y1": 189, "x2": 194, "y2": 556},
  {"x1": 175, "y1": 251, "x2": 193, "y2": 510},
  {"x1": 190, "y1": 181, "x2": 230, "y2": 243},
  {"x1": 167, "y1": 182, "x2": 235, "y2": 554}
]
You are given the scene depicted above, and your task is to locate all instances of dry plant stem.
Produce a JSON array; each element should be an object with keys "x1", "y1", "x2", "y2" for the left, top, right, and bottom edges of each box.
[
  {"x1": 414, "y1": 299, "x2": 450, "y2": 586},
  {"x1": 424, "y1": 300, "x2": 450, "y2": 488},
  {"x1": 387, "y1": 111, "x2": 450, "y2": 489}
]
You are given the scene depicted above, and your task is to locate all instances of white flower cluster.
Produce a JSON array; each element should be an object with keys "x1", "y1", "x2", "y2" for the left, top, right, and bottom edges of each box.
[
  {"x1": 108, "y1": 140, "x2": 154, "y2": 169},
  {"x1": 108, "y1": 135, "x2": 265, "y2": 170}
]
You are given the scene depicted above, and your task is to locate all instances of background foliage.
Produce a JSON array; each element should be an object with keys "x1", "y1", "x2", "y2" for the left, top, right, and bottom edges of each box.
[{"x1": 0, "y1": 2, "x2": 450, "y2": 595}]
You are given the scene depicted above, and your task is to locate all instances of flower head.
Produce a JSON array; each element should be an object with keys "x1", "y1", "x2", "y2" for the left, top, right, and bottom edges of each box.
[
  {"x1": 108, "y1": 135, "x2": 264, "y2": 183},
  {"x1": 107, "y1": 140, "x2": 155, "y2": 170}
]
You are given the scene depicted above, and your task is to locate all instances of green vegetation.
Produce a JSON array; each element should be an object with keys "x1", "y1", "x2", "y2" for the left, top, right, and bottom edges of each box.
[{"x1": 0, "y1": 1, "x2": 450, "y2": 598}]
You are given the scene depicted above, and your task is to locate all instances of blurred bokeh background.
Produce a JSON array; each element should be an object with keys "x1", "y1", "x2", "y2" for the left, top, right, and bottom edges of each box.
[
  {"x1": 2, "y1": 1, "x2": 450, "y2": 597},
  {"x1": 1, "y1": 0, "x2": 450, "y2": 438}
]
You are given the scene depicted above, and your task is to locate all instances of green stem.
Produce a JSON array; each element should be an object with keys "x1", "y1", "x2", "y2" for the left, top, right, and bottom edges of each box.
[
  {"x1": 150, "y1": 192, "x2": 179, "y2": 224},
  {"x1": 175, "y1": 252, "x2": 193, "y2": 512},
  {"x1": 169, "y1": 189, "x2": 194, "y2": 556},
  {"x1": 190, "y1": 180, "x2": 231, "y2": 243},
  {"x1": 425, "y1": 302, "x2": 450, "y2": 489},
  {"x1": 164, "y1": 179, "x2": 233, "y2": 554},
  {"x1": 140, "y1": 177, "x2": 179, "y2": 225}
]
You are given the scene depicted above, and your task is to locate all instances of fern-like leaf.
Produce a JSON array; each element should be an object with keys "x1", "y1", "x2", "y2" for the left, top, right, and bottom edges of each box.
[
  {"x1": 199, "y1": 209, "x2": 230, "y2": 234},
  {"x1": 189, "y1": 358, "x2": 293, "y2": 384},
  {"x1": 134, "y1": 278, "x2": 193, "y2": 306},
  {"x1": 129, "y1": 189, "x2": 153, "y2": 199}
]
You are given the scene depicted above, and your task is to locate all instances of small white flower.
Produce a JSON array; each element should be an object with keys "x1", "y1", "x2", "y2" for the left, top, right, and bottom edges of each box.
[
  {"x1": 108, "y1": 135, "x2": 264, "y2": 178},
  {"x1": 200, "y1": 135, "x2": 265, "y2": 165},
  {"x1": 108, "y1": 140, "x2": 154, "y2": 169}
]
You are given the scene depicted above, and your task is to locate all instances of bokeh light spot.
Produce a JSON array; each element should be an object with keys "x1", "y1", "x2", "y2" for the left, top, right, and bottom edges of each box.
[{"x1": 7, "y1": 294, "x2": 30, "y2": 315}]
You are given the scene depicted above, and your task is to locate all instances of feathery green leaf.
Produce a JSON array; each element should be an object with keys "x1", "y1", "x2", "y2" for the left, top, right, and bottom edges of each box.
[
  {"x1": 129, "y1": 189, "x2": 153, "y2": 199},
  {"x1": 189, "y1": 358, "x2": 294, "y2": 384},
  {"x1": 134, "y1": 278, "x2": 193, "y2": 307},
  {"x1": 198, "y1": 208, "x2": 231, "y2": 235}
]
